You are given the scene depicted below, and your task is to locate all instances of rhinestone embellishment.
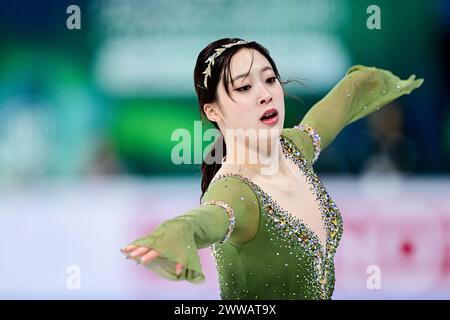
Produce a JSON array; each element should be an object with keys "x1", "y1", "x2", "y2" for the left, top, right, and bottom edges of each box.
[
  {"x1": 293, "y1": 124, "x2": 321, "y2": 164},
  {"x1": 201, "y1": 199, "x2": 236, "y2": 244},
  {"x1": 209, "y1": 134, "x2": 343, "y2": 299}
]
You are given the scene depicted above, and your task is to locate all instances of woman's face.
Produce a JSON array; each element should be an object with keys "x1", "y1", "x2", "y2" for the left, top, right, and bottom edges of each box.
[{"x1": 206, "y1": 48, "x2": 285, "y2": 135}]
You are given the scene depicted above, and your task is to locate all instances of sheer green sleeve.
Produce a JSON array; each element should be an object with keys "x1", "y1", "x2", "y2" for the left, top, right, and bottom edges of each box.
[
  {"x1": 125, "y1": 176, "x2": 259, "y2": 284},
  {"x1": 284, "y1": 64, "x2": 424, "y2": 166}
]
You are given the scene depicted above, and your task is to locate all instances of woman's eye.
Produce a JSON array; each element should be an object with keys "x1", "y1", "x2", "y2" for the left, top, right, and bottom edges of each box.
[
  {"x1": 237, "y1": 85, "x2": 250, "y2": 92},
  {"x1": 236, "y1": 78, "x2": 276, "y2": 92}
]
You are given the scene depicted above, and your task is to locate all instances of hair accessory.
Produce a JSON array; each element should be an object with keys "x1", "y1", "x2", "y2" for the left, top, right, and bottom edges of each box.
[{"x1": 202, "y1": 40, "x2": 254, "y2": 89}]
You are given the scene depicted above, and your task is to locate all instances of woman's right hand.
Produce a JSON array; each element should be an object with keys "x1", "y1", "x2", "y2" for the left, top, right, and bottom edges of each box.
[{"x1": 121, "y1": 244, "x2": 184, "y2": 276}]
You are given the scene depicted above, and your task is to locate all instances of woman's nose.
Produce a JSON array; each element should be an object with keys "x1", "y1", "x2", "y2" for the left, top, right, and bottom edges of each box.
[{"x1": 259, "y1": 93, "x2": 272, "y2": 105}]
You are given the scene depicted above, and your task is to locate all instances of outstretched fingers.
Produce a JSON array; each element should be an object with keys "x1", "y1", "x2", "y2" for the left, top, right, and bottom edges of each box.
[
  {"x1": 175, "y1": 263, "x2": 184, "y2": 276},
  {"x1": 139, "y1": 249, "x2": 160, "y2": 264},
  {"x1": 121, "y1": 244, "x2": 184, "y2": 276},
  {"x1": 121, "y1": 244, "x2": 138, "y2": 253},
  {"x1": 136, "y1": 249, "x2": 184, "y2": 277},
  {"x1": 128, "y1": 246, "x2": 151, "y2": 260}
]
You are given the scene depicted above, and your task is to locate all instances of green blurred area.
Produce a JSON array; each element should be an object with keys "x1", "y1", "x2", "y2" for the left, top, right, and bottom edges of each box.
[
  {"x1": 111, "y1": 98, "x2": 202, "y2": 174},
  {"x1": 0, "y1": 0, "x2": 447, "y2": 180}
]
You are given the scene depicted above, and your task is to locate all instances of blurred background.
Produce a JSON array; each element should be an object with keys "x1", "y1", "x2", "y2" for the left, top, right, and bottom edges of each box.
[{"x1": 0, "y1": 0, "x2": 449, "y2": 299}]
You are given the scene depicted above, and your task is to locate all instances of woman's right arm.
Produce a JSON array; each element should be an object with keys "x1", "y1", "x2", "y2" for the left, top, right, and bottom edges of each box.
[{"x1": 121, "y1": 176, "x2": 259, "y2": 284}]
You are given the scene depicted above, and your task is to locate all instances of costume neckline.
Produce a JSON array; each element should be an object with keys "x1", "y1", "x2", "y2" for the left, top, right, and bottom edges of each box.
[{"x1": 210, "y1": 135, "x2": 330, "y2": 257}]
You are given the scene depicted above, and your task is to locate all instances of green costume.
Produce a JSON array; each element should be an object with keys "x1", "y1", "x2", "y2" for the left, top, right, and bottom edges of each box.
[{"x1": 127, "y1": 65, "x2": 423, "y2": 299}]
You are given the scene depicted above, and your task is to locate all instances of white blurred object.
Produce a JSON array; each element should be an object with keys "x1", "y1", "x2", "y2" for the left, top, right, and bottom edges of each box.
[{"x1": 0, "y1": 175, "x2": 449, "y2": 299}]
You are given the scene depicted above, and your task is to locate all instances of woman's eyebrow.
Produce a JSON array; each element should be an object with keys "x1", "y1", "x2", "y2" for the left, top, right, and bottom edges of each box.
[{"x1": 232, "y1": 66, "x2": 273, "y2": 82}]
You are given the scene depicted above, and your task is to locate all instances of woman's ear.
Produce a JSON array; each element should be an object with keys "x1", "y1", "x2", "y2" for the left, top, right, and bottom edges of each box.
[{"x1": 203, "y1": 103, "x2": 223, "y2": 122}]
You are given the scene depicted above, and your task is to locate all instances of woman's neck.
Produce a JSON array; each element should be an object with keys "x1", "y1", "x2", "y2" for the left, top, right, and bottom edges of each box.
[{"x1": 222, "y1": 134, "x2": 288, "y2": 178}]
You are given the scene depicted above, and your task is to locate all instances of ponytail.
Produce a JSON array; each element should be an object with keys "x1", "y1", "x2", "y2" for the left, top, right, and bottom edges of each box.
[{"x1": 200, "y1": 128, "x2": 226, "y2": 202}]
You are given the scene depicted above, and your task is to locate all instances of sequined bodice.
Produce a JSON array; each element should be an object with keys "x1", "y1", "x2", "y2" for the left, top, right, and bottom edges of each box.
[{"x1": 209, "y1": 135, "x2": 344, "y2": 300}]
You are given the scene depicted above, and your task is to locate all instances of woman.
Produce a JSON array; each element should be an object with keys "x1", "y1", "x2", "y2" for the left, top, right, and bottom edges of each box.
[{"x1": 121, "y1": 38, "x2": 423, "y2": 299}]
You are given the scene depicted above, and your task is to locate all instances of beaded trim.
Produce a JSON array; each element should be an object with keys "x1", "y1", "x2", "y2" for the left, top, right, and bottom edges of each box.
[
  {"x1": 201, "y1": 200, "x2": 236, "y2": 244},
  {"x1": 293, "y1": 124, "x2": 321, "y2": 164}
]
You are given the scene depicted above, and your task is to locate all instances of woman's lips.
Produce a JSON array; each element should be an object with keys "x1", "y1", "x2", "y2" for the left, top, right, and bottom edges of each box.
[
  {"x1": 260, "y1": 114, "x2": 279, "y2": 126},
  {"x1": 260, "y1": 108, "x2": 278, "y2": 119}
]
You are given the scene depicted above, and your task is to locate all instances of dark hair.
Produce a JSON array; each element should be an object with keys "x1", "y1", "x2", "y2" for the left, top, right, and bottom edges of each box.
[{"x1": 194, "y1": 38, "x2": 296, "y2": 201}]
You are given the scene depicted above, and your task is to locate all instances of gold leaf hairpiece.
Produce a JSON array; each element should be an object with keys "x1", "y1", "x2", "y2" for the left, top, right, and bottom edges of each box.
[{"x1": 202, "y1": 40, "x2": 254, "y2": 89}]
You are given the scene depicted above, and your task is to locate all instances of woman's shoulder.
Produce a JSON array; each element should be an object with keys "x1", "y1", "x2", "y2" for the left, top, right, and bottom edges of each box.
[
  {"x1": 281, "y1": 127, "x2": 316, "y2": 166},
  {"x1": 201, "y1": 168, "x2": 260, "y2": 209},
  {"x1": 202, "y1": 168, "x2": 261, "y2": 246},
  {"x1": 209, "y1": 163, "x2": 258, "y2": 188}
]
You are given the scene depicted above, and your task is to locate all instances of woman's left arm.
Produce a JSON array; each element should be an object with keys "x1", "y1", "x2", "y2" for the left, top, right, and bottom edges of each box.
[{"x1": 290, "y1": 65, "x2": 424, "y2": 165}]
